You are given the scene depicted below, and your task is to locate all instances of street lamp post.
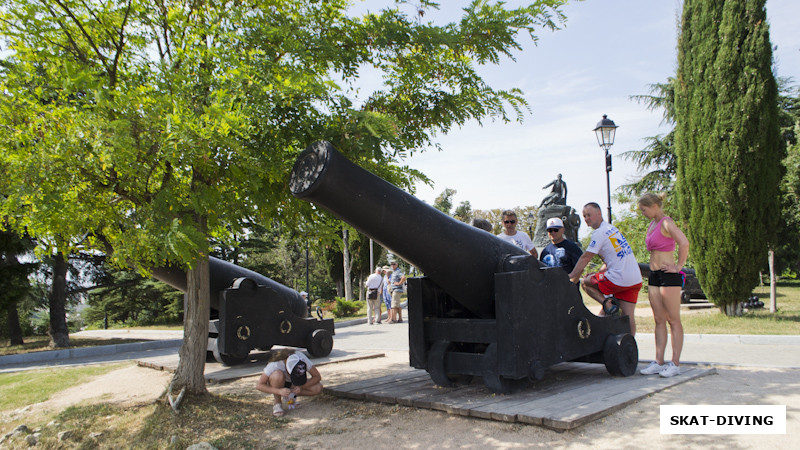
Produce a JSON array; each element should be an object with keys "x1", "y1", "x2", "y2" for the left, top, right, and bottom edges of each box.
[{"x1": 593, "y1": 114, "x2": 618, "y2": 224}]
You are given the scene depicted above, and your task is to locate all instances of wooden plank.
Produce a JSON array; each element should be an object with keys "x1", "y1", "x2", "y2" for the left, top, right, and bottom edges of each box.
[
  {"x1": 519, "y1": 367, "x2": 717, "y2": 429},
  {"x1": 432, "y1": 363, "x2": 606, "y2": 420},
  {"x1": 406, "y1": 384, "x2": 478, "y2": 410},
  {"x1": 365, "y1": 378, "x2": 439, "y2": 405},
  {"x1": 327, "y1": 376, "x2": 429, "y2": 403},
  {"x1": 436, "y1": 385, "x2": 506, "y2": 416},
  {"x1": 474, "y1": 372, "x2": 608, "y2": 422},
  {"x1": 326, "y1": 369, "x2": 428, "y2": 392},
  {"x1": 541, "y1": 368, "x2": 716, "y2": 430},
  {"x1": 323, "y1": 362, "x2": 715, "y2": 430}
]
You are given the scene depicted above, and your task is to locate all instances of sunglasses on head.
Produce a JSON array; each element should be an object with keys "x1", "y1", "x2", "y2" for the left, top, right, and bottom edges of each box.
[{"x1": 504, "y1": 220, "x2": 516, "y2": 224}]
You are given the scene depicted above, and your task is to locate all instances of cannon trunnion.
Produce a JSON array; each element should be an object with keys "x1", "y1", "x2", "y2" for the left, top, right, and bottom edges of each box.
[
  {"x1": 291, "y1": 141, "x2": 637, "y2": 392},
  {"x1": 153, "y1": 257, "x2": 334, "y2": 365}
]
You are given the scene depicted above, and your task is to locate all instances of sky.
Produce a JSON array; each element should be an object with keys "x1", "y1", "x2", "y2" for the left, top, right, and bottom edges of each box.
[{"x1": 349, "y1": 0, "x2": 800, "y2": 238}]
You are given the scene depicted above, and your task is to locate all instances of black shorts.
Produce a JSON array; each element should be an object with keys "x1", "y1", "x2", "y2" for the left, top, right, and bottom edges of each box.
[{"x1": 648, "y1": 270, "x2": 683, "y2": 287}]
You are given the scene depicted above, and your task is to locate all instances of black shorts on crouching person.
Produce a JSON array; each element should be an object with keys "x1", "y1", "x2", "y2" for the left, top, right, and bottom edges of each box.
[{"x1": 648, "y1": 270, "x2": 683, "y2": 287}]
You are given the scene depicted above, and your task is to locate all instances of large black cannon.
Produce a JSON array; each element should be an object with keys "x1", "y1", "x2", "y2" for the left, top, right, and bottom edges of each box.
[
  {"x1": 290, "y1": 141, "x2": 637, "y2": 393},
  {"x1": 152, "y1": 257, "x2": 334, "y2": 365}
]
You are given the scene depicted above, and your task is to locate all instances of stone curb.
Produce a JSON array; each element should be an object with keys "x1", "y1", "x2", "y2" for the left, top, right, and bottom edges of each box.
[
  {"x1": 672, "y1": 334, "x2": 800, "y2": 345},
  {"x1": 0, "y1": 339, "x2": 183, "y2": 367}
]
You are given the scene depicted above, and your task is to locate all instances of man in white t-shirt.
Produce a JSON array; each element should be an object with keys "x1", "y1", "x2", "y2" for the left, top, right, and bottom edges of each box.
[
  {"x1": 365, "y1": 266, "x2": 384, "y2": 324},
  {"x1": 568, "y1": 202, "x2": 642, "y2": 334},
  {"x1": 496, "y1": 210, "x2": 537, "y2": 258}
]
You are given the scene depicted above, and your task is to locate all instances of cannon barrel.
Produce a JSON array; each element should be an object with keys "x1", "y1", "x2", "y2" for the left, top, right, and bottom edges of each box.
[
  {"x1": 151, "y1": 256, "x2": 334, "y2": 364},
  {"x1": 151, "y1": 256, "x2": 308, "y2": 318},
  {"x1": 290, "y1": 141, "x2": 529, "y2": 318}
]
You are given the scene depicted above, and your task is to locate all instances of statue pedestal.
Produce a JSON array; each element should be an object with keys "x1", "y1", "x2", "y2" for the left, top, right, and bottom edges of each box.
[{"x1": 533, "y1": 205, "x2": 582, "y2": 251}]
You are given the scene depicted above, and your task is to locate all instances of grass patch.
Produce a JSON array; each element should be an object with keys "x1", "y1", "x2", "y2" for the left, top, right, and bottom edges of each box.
[
  {"x1": 84, "y1": 323, "x2": 184, "y2": 331},
  {"x1": 633, "y1": 280, "x2": 800, "y2": 334},
  {"x1": 132, "y1": 393, "x2": 287, "y2": 449},
  {"x1": 0, "y1": 336, "x2": 149, "y2": 356},
  {"x1": 0, "y1": 363, "x2": 126, "y2": 412},
  {"x1": 322, "y1": 294, "x2": 401, "y2": 323},
  {"x1": 677, "y1": 281, "x2": 800, "y2": 335}
]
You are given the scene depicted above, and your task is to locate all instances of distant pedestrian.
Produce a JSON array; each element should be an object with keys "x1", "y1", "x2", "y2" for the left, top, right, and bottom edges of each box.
[
  {"x1": 497, "y1": 210, "x2": 537, "y2": 258},
  {"x1": 568, "y1": 202, "x2": 642, "y2": 335},
  {"x1": 637, "y1": 193, "x2": 690, "y2": 378},
  {"x1": 388, "y1": 261, "x2": 406, "y2": 323},
  {"x1": 539, "y1": 217, "x2": 583, "y2": 282},
  {"x1": 256, "y1": 349, "x2": 322, "y2": 417},
  {"x1": 365, "y1": 266, "x2": 383, "y2": 324},
  {"x1": 381, "y1": 265, "x2": 393, "y2": 322}
]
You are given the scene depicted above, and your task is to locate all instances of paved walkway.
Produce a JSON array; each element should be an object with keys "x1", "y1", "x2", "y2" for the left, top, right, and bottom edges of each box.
[{"x1": 2, "y1": 312, "x2": 800, "y2": 372}]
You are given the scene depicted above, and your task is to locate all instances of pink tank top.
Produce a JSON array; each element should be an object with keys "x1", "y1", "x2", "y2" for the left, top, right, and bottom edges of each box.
[{"x1": 646, "y1": 216, "x2": 676, "y2": 252}]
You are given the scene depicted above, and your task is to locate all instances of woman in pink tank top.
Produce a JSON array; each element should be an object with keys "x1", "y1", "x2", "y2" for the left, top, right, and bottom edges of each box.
[{"x1": 638, "y1": 193, "x2": 690, "y2": 378}]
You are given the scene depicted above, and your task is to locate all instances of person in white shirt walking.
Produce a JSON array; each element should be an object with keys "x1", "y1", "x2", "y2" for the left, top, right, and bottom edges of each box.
[{"x1": 365, "y1": 266, "x2": 383, "y2": 324}]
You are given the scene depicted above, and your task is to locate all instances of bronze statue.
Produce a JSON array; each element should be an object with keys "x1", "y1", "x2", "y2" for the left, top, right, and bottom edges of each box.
[{"x1": 539, "y1": 173, "x2": 567, "y2": 207}]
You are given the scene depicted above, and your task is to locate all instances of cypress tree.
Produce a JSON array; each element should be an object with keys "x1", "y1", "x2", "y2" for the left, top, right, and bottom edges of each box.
[{"x1": 675, "y1": 0, "x2": 784, "y2": 314}]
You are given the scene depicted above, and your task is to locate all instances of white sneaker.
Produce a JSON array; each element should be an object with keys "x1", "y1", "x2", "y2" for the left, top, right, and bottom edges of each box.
[
  {"x1": 659, "y1": 362, "x2": 681, "y2": 378},
  {"x1": 640, "y1": 361, "x2": 665, "y2": 375}
]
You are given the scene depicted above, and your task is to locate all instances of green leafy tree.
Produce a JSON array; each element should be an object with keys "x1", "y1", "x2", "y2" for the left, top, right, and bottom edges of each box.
[
  {"x1": 775, "y1": 83, "x2": 800, "y2": 276},
  {"x1": 454, "y1": 201, "x2": 473, "y2": 223},
  {"x1": 433, "y1": 188, "x2": 458, "y2": 214},
  {"x1": 621, "y1": 78, "x2": 678, "y2": 197},
  {"x1": 83, "y1": 269, "x2": 183, "y2": 328},
  {"x1": 675, "y1": 0, "x2": 784, "y2": 314},
  {"x1": 0, "y1": 0, "x2": 566, "y2": 396}
]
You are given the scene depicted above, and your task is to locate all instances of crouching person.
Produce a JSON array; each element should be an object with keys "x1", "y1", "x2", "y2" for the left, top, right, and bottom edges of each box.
[{"x1": 256, "y1": 349, "x2": 322, "y2": 417}]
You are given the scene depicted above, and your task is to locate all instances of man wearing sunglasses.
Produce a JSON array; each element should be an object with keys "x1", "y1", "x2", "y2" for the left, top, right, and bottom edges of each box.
[
  {"x1": 497, "y1": 210, "x2": 537, "y2": 258},
  {"x1": 539, "y1": 217, "x2": 583, "y2": 284}
]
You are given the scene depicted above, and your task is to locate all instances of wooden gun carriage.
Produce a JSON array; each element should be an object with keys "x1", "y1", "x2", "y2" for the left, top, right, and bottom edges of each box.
[{"x1": 290, "y1": 141, "x2": 637, "y2": 392}]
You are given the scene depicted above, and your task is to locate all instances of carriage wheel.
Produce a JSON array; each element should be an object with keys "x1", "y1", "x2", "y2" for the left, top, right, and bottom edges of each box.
[
  {"x1": 482, "y1": 343, "x2": 528, "y2": 393},
  {"x1": 307, "y1": 329, "x2": 334, "y2": 357},
  {"x1": 426, "y1": 340, "x2": 474, "y2": 387},
  {"x1": 211, "y1": 338, "x2": 249, "y2": 366},
  {"x1": 603, "y1": 333, "x2": 638, "y2": 377}
]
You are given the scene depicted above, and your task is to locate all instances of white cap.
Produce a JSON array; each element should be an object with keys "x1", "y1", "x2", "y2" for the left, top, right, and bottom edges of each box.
[
  {"x1": 286, "y1": 353, "x2": 308, "y2": 386},
  {"x1": 546, "y1": 217, "x2": 564, "y2": 229}
]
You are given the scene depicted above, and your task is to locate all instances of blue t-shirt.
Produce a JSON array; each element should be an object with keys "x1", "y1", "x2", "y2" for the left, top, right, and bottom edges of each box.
[
  {"x1": 540, "y1": 239, "x2": 583, "y2": 277},
  {"x1": 390, "y1": 269, "x2": 404, "y2": 292}
]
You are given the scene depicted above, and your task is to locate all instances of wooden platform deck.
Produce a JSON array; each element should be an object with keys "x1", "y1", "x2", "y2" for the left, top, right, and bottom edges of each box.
[
  {"x1": 325, "y1": 362, "x2": 716, "y2": 431},
  {"x1": 137, "y1": 348, "x2": 385, "y2": 383}
]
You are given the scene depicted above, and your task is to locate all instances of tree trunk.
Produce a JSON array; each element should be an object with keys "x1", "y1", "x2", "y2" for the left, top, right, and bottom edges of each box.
[
  {"x1": 172, "y1": 256, "x2": 210, "y2": 395},
  {"x1": 49, "y1": 252, "x2": 70, "y2": 348},
  {"x1": 723, "y1": 301, "x2": 742, "y2": 317},
  {"x1": 342, "y1": 229, "x2": 352, "y2": 301},
  {"x1": 769, "y1": 249, "x2": 777, "y2": 313},
  {"x1": 6, "y1": 300, "x2": 24, "y2": 346}
]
